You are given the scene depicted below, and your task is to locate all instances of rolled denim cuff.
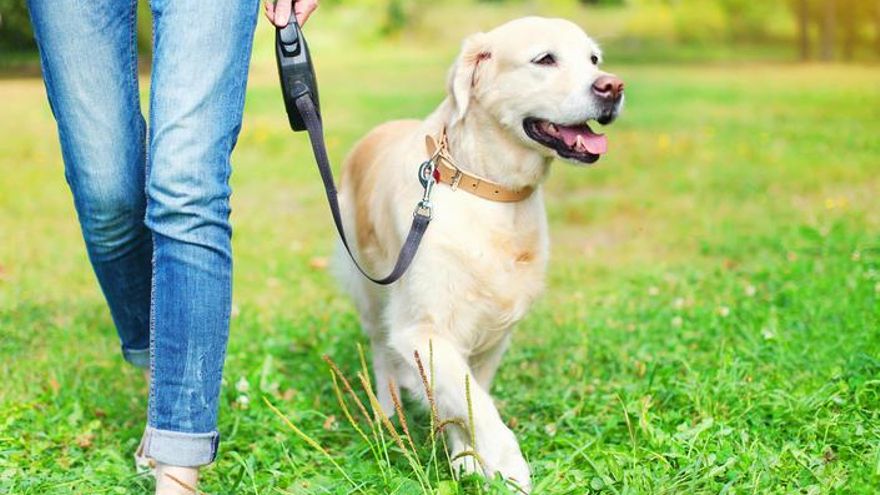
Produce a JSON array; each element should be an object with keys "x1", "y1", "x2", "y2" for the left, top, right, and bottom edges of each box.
[
  {"x1": 122, "y1": 347, "x2": 150, "y2": 370},
  {"x1": 142, "y1": 426, "x2": 219, "y2": 467}
]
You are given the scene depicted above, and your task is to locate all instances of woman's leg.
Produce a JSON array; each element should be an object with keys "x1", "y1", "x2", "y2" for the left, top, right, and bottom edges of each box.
[
  {"x1": 27, "y1": 0, "x2": 152, "y2": 369},
  {"x1": 141, "y1": 0, "x2": 258, "y2": 471}
]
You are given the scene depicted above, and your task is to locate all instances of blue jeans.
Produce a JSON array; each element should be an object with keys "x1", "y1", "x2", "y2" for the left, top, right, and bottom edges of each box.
[{"x1": 28, "y1": 0, "x2": 258, "y2": 466}]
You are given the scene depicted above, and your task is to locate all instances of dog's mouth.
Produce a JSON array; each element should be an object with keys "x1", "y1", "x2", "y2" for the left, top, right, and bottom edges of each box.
[{"x1": 523, "y1": 118, "x2": 608, "y2": 164}]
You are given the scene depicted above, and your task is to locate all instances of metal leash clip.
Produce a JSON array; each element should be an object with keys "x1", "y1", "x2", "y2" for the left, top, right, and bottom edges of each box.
[{"x1": 414, "y1": 158, "x2": 437, "y2": 220}]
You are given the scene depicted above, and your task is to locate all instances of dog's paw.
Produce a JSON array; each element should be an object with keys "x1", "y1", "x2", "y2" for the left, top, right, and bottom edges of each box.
[
  {"x1": 448, "y1": 433, "x2": 484, "y2": 479},
  {"x1": 450, "y1": 445, "x2": 484, "y2": 479},
  {"x1": 479, "y1": 427, "x2": 532, "y2": 493}
]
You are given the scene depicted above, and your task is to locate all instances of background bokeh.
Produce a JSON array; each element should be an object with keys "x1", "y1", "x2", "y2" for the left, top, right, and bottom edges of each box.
[
  {"x1": 1, "y1": 1, "x2": 878, "y2": 494},
  {"x1": 3, "y1": 0, "x2": 880, "y2": 66}
]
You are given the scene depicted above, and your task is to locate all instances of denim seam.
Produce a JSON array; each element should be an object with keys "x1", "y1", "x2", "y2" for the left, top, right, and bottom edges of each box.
[
  {"x1": 147, "y1": 241, "x2": 157, "y2": 427},
  {"x1": 145, "y1": 0, "x2": 157, "y2": 431},
  {"x1": 147, "y1": 219, "x2": 158, "y2": 427},
  {"x1": 127, "y1": 0, "x2": 138, "y2": 112}
]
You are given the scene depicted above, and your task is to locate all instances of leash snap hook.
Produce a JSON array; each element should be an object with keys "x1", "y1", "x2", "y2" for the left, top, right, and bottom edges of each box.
[
  {"x1": 414, "y1": 199, "x2": 433, "y2": 220},
  {"x1": 414, "y1": 158, "x2": 437, "y2": 220}
]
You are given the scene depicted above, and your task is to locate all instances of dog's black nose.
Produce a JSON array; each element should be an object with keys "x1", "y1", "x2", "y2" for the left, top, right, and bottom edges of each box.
[
  {"x1": 592, "y1": 75, "x2": 624, "y2": 101},
  {"x1": 597, "y1": 112, "x2": 617, "y2": 125}
]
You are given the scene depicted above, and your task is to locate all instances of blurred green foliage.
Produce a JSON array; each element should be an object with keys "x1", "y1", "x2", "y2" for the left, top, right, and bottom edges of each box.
[
  {"x1": 0, "y1": 0, "x2": 31, "y2": 50},
  {"x1": 2, "y1": 0, "x2": 879, "y2": 62},
  {"x1": 0, "y1": 0, "x2": 151, "y2": 54},
  {"x1": 382, "y1": 0, "x2": 418, "y2": 35}
]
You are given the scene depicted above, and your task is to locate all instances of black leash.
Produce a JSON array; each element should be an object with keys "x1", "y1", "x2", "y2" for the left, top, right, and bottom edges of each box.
[{"x1": 276, "y1": 19, "x2": 435, "y2": 285}]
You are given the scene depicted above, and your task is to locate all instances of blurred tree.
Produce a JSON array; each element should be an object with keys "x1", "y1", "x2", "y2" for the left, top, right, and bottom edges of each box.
[
  {"x1": 381, "y1": 0, "x2": 428, "y2": 36},
  {"x1": 577, "y1": 0, "x2": 625, "y2": 5},
  {"x1": 716, "y1": 0, "x2": 776, "y2": 41},
  {"x1": 838, "y1": 0, "x2": 857, "y2": 60},
  {"x1": 875, "y1": 2, "x2": 880, "y2": 56},
  {"x1": 0, "y1": 0, "x2": 151, "y2": 54},
  {"x1": 384, "y1": 0, "x2": 407, "y2": 34},
  {"x1": 3, "y1": 0, "x2": 879, "y2": 62},
  {"x1": 792, "y1": 0, "x2": 811, "y2": 60},
  {"x1": 786, "y1": 0, "x2": 875, "y2": 61},
  {"x1": 671, "y1": 0, "x2": 727, "y2": 44},
  {"x1": 837, "y1": 0, "x2": 876, "y2": 61},
  {"x1": 817, "y1": 0, "x2": 835, "y2": 60},
  {"x1": 0, "y1": 0, "x2": 34, "y2": 50}
]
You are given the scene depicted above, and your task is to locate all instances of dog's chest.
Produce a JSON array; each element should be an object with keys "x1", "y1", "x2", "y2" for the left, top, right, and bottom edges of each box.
[
  {"x1": 471, "y1": 242, "x2": 546, "y2": 329},
  {"x1": 439, "y1": 203, "x2": 548, "y2": 333}
]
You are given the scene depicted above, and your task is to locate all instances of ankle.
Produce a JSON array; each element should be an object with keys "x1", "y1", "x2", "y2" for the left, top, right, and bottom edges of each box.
[{"x1": 155, "y1": 463, "x2": 199, "y2": 495}]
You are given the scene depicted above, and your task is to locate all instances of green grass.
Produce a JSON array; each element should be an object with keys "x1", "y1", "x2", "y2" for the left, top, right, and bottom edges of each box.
[{"x1": 1, "y1": 9, "x2": 879, "y2": 495}]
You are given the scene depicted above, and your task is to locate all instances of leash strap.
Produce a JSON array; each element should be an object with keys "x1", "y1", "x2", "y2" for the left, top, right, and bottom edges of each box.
[{"x1": 294, "y1": 95, "x2": 433, "y2": 285}]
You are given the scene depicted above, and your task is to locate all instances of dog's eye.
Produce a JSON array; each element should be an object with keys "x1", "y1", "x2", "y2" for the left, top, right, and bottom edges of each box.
[
  {"x1": 532, "y1": 53, "x2": 557, "y2": 66},
  {"x1": 591, "y1": 54, "x2": 599, "y2": 65}
]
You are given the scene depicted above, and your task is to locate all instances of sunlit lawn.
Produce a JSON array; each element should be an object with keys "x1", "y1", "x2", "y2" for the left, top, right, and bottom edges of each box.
[{"x1": 1, "y1": 10, "x2": 879, "y2": 495}]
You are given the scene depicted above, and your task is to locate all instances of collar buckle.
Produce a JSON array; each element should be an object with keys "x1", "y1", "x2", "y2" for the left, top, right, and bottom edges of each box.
[
  {"x1": 450, "y1": 168, "x2": 463, "y2": 191},
  {"x1": 424, "y1": 128, "x2": 535, "y2": 203}
]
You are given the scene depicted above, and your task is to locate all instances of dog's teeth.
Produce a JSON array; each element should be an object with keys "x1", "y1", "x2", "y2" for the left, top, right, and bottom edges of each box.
[
  {"x1": 574, "y1": 135, "x2": 587, "y2": 152},
  {"x1": 546, "y1": 123, "x2": 558, "y2": 134}
]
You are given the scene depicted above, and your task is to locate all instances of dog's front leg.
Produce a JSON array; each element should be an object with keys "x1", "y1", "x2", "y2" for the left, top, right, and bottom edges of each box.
[
  {"x1": 471, "y1": 334, "x2": 511, "y2": 391},
  {"x1": 390, "y1": 329, "x2": 531, "y2": 492}
]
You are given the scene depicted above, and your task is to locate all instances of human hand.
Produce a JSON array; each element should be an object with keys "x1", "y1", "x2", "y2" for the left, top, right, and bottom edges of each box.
[{"x1": 264, "y1": 0, "x2": 318, "y2": 27}]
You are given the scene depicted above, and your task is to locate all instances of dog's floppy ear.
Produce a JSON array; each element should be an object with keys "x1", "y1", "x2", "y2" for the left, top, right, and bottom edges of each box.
[{"x1": 447, "y1": 32, "x2": 491, "y2": 124}]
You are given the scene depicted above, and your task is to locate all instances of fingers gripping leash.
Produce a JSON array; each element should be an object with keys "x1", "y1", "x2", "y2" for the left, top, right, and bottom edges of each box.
[{"x1": 276, "y1": 18, "x2": 435, "y2": 285}]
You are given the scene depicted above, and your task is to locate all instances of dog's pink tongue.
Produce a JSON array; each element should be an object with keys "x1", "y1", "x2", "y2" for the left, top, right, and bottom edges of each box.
[{"x1": 558, "y1": 125, "x2": 607, "y2": 155}]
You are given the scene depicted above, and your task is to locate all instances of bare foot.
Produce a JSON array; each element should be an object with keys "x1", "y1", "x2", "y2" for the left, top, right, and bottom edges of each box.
[{"x1": 155, "y1": 464, "x2": 199, "y2": 495}]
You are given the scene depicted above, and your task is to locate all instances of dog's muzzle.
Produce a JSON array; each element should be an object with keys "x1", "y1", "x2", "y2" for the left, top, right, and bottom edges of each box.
[{"x1": 592, "y1": 75, "x2": 624, "y2": 125}]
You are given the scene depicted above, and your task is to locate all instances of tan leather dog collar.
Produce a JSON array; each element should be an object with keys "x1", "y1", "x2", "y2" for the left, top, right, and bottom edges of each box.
[{"x1": 425, "y1": 129, "x2": 534, "y2": 203}]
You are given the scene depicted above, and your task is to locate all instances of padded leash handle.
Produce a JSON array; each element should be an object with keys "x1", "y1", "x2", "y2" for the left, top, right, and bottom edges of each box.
[
  {"x1": 276, "y1": 17, "x2": 319, "y2": 131},
  {"x1": 276, "y1": 19, "x2": 433, "y2": 285}
]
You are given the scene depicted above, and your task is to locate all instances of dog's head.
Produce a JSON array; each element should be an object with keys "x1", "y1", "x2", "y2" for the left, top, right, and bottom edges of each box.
[{"x1": 448, "y1": 17, "x2": 624, "y2": 165}]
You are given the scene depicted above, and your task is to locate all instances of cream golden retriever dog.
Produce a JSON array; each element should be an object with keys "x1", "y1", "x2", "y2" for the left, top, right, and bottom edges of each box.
[{"x1": 335, "y1": 17, "x2": 624, "y2": 491}]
